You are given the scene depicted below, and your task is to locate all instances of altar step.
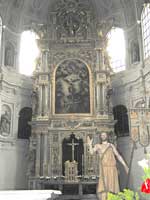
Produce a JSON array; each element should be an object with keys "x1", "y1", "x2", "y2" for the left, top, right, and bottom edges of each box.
[{"x1": 56, "y1": 194, "x2": 97, "y2": 200}]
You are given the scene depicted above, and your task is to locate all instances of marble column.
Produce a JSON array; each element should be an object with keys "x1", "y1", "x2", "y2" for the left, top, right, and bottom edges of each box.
[
  {"x1": 96, "y1": 82, "x2": 101, "y2": 114},
  {"x1": 100, "y1": 83, "x2": 104, "y2": 114},
  {"x1": 95, "y1": 48, "x2": 105, "y2": 114},
  {"x1": 49, "y1": 78, "x2": 52, "y2": 115},
  {"x1": 95, "y1": 48, "x2": 101, "y2": 114},
  {"x1": 35, "y1": 134, "x2": 41, "y2": 177},
  {"x1": 43, "y1": 134, "x2": 48, "y2": 176},
  {"x1": 38, "y1": 86, "x2": 42, "y2": 116},
  {"x1": 48, "y1": 134, "x2": 52, "y2": 177},
  {"x1": 41, "y1": 84, "x2": 45, "y2": 116},
  {"x1": 45, "y1": 84, "x2": 48, "y2": 116}
]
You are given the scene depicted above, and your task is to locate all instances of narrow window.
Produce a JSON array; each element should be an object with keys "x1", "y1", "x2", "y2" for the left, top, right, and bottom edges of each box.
[
  {"x1": 141, "y1": 3, "x2": 150, "y2": 59},
  {"x1": 19, "y1": 30, "x2": 39, "y2": 76},
  {"x1": 107, "y1": 28, "x2": 126, "y2": 73}
]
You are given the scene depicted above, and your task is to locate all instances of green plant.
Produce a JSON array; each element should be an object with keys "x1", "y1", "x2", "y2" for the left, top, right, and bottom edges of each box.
[{"x1": 108, "y1": 189, "x2": 139, "y2": 200}]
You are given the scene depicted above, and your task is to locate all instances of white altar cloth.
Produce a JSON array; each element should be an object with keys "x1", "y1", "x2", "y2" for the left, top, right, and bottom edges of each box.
[{"x1": 0, "y1": 190, "x2": 61, "y2": 200}]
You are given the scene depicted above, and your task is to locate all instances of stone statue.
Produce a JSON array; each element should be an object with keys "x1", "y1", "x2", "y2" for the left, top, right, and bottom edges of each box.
[
  {"x1": 13, "y1": 0, "x2": 23, "y2": 8},
  {"x1": 27, "y1": 149, "x2": 35, "y2": 176},
  {"x1": 0, "y1": 111, "x2": 11, "y2": 136},
  {"x1": 131, "y1": 41, "x2": 140, "y2": 64},
  {"x1": 87, "y1": 132, "x2": 129, "y2": 200},
  {"x1": 31, "y1": 88, "x2": 38, "y2": 116},
  {"x1": 106, "y1": 84, "x2": 113, "y2": 113},
  {"x1": 4, "y1": 45, "x2": 14, "y2": 67}
]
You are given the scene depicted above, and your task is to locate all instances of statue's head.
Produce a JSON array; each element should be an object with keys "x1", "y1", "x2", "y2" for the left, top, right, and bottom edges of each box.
[{"x1": 100, "y1": 132, "x2": 108, "y2": 142}]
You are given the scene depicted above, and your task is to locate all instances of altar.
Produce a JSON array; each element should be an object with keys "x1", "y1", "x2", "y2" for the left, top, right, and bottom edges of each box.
[{"x1": 28, "y1": 0, "x2": 115, "y2": 199}]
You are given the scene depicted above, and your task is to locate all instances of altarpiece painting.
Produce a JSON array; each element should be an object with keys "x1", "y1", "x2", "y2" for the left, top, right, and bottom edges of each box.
[{"x1": 55, "y1": 59, "x2": 90, "y2": 114}]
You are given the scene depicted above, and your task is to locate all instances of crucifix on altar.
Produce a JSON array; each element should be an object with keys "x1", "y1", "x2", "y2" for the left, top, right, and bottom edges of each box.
[
  {"x1": 67, "y1": 138, "x2": 79, "y2": 161},
  {"x1": 62, "y1": 134, "x2": 84, "y2": 176}
]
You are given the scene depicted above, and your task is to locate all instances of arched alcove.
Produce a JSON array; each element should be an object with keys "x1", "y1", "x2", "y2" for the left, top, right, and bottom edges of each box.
[
  {"x1": 18, "y1": 107, "x2": 32, "y2": 139},
  {"x1": 62, "y1": 134, "x2": 84, "y2": 176},
  {"x1": 55, "y1": 59, "x2": 90, "y2": 114},
  {"x1": 113, "y1": 105, "x2": 129, "y2": 137}
]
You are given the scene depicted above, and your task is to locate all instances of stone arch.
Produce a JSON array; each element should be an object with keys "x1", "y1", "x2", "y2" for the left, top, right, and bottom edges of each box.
[
  {"x1": 18, "y1": 107, "x2": 32, "y2": 139},
  {"x1": 113, "y1": 105, "x2": 129, "y2": 137},
  {"x1": 55, "y1": 59, "x2": 91, "y2": 114}
]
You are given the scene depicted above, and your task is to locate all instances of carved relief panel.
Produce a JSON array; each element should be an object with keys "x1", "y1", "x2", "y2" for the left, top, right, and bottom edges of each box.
[{"x1": 54, "y1": 0, "x2": 89, "y2": 40}]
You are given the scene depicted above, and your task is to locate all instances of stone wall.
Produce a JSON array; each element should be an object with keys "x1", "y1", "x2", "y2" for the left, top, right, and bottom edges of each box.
[
  {"x1": 112, "y1": 60, "x2": 150, "y2": 192},
  {"x1": 0, "y1": 140, "x2": 29, "y2": 190},
  {"x1": 0, "y1": 67, "x2": 32, "y2": 189}
]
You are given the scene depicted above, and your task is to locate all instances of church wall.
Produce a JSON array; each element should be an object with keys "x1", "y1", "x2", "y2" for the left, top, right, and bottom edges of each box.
[
  {"x1": 112, "y1": 60, "x2": 150, "y2": 192},
  {"x1": 0, "y1": 140, "x2": 29, "y2": 190},
  {"x1": 0, "y1": 67, "x2": 32, "y2": 190}
]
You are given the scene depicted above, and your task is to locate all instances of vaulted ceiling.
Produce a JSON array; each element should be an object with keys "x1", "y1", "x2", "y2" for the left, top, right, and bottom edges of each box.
[{"x1": 0, "y1": 0, "x2": 145, "y2": 32}]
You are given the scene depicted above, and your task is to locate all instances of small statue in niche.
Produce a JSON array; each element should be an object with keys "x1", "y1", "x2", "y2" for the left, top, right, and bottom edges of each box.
[
  {"x1": 27, "y1": 149, "x2": 36, "y2": 176},
  {"x1": 33, "y1": 0, "x2": 41, "y2": 10},
  {"x1": 0, "y1": 111, "x2": 11, "y2": 136},
  {"x1": 131, "y1": 40, "x2": 140, "y2": 64},
  {"x1": 4, "y1": 44, "x2": 14, "y2": 67},
  {"x1": 106, "y1": 84, "x2": 113, "y2": 113},
  {"x1": 36, "y1": 24, "x2": 47, "y2": 39},
  {"x1": 35, "y1": 57, "x2": 41, "y2": 72},
  {"x1": 31, "y1": 88, "x2": 38, "y2": 116},
  {"x1": 13, "y1": 0, "x2": 23, "y2": 8}
]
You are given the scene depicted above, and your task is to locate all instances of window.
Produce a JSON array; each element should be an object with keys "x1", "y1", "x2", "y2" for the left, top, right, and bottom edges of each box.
[
  {"x1": 107, "y1": 28, "x2": 126, "y2": 73},
  {"x1": 0, "y1": 16, "x2": 2, "y2": 54},
  {"x1": 19, "y1": 30, "x2": 39, "y2": 76},
  {"x1": 141, "y1": 3, "x2": 150, "y2": 59},
  {"x1": 113, "y1": 105, "x2": 129, "y2": 137},
  {"x1": 18, "y1": 107, "x2": 32, "y2": 139}
]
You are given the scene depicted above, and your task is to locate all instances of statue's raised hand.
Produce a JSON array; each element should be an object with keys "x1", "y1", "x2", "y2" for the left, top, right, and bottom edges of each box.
[{"x1": 87, "y1": 136, "x2": 93, "y2": 145}]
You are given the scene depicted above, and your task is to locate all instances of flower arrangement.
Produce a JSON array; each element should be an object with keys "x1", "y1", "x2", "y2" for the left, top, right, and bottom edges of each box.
[
  {"x1": 108, "y1": 189, "x2": 139, "y2": 200},
  {"x1": 138, "y1": 157, "x2": 150, "y2": 194}
]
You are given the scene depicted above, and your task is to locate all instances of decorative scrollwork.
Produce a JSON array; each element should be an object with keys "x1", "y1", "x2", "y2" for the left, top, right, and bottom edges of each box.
[{"x1": 55, "y1": 0, "x2": 89, "y2": 39}]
